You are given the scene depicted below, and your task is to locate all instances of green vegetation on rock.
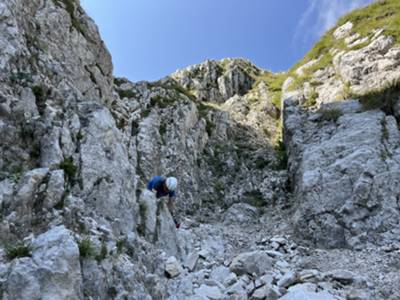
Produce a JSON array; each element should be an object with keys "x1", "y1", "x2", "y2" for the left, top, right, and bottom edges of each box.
[
  {"x1": 159, "y1": 121, "x2": 167, "y2": 137},
  {"x1": 288, "y1": 0, "x2": 400, "y2": 93},
  {"x1": 254, "y1": 72, "x2": 288, "y2": 108},
  {"x1": 5, "y1": 243, "x2": 31, "y2": 260},
  {"x1": 197, "y1": 102, "x2": 217, "y2": 136},
  {"x1": 243, "y1": 190, "x2": 265, "y2": 207},
  {"x1": 339, "y1": 0, "x2": 400, "y2": 43},
  {"x1": 95, "y1": 242, "x2": 108, "y2": 262},
  {"x1": 150, "y1": 94, "x2": 176, "y2": 109},
  {"x1": 116, "y1": 89, "x2": 136, "y2": 99},
  {"x1": 318, "y1": 108, "x2": 343, "y2": 122},
  {"x1": 113, "y1": 77, "x2": 128, "y2": 86},
  {"x1": 59, "y1": 157, "x2": 77, "y2": 181},
  {"x1": 273, "y1": 140, "x2": 288, "y2": 170},
  {"x1": 78, "y1": 238, "x2": 96, "y2": 258},
  {"x1": 53, "y1": 0, "x2": 86, "y2": 35},
  {"x1": 303, "y1": 89, "x2": 319, "y2": 107}
]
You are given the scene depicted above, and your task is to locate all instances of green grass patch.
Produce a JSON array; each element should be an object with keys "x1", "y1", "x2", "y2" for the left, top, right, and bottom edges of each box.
[
  {"x1": 155, "y1": 80, "x2": 196, "y2": 101},
  {"x1": 205, "y1": 120, "x2": 215, "y2": 136},
  {"x1": 169, "y1": 83, "x2": 196, "y2": 101},
  {"x1": 381, "y1": 117, "x2": 389, "y2": 143},
  {"x1": 341, "y1": 81, "x2": 352, "y2": 100},
  {"x1": 32, "y1": 85, "x2": 45, "y2": 102},
  {"x1": 59, "y1": 157, "x2": 77, "y2": 181},
  {"x1": 254, "y1": 72, "x2": 288, "y2": 108},
  {"x1": 141, "y1": 109, "x2": 151, "y2": 118},
  {"x1": 159, "y1": 121, "x2": 167, "y2": 137},
  {"x1": 337, "y1": 0, "x2": 400, "y2": 43},
  {"x1": 213, "y1": 181, "x2": 225, "y2": 195},
  {"x1": 288, "y1": 52, "x2": 338, "y2": 92},
  {"x1": 114, "y1": 237, "x2": 135, "y2": 257},
  {"x1": 9, "y1": 165, "x2": 24, "y2": 183},
  {"x1": 318, "y1": 108, "x2": 343, "y2": 122},
  {"x1": 273, "y1": 140, "x2": 288, "y2": 170},
  {"x1": 197, "y1": 102, "x2": 217, "y2": 136},
  {"x1": 116, "y1": 89, "x2": 136, "y2": 99},
  {"x1": 53, "y1": 0, "x2": 86, "y2": 35},
  {"x1": 290, "y1": 36, "x2": 343, "y2": 79},
  {"x1": 302, "y1": 89, "x2": 319, "y2": 107},
  {"x1": 95, "y1": 242, "x2": 108, "y2": 262},
  {"x1": 54, "y1": 198, "x2": 65, "y2": 210},
  {"x1": 5, "y1": 243, "x2": 31, "y2": 260},
  {"x1": 243, "y1": 190, "x2": 265, "y2": 207},
  {"x1": 288, "y1": 0, "x2": 400, "y2": 93},
  {"x1": 150, "y1": 94, "x2": 176, "y2": 109},
  {"x1": 78, "y1": 238, "x2": 96, "y2": 258},
  {"x1": 114, "y1": 77, "x2": 128, "y2": 86},
  {"x1": 254, "y1": 157, "x2": 270, "y2": 169},
  {"x1": 116, "y1": 238, "x2": 126, "y2": 254}
]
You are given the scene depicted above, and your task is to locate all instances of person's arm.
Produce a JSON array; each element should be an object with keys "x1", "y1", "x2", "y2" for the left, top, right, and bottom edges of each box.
[
  {"x1": 167, "y1": 192, "x2": 179, "y2": 227},
  {"x1": 167, "y1": 197, "x2": 173, "y2": 210},
  {"x1": 167, "y1": 199, "x2": 176, "y2": 224},
  {"x1": 147, "y1": 177, "x2": 154, "y2": 190},
  {"x1": 168, "y1": 190, "x2": 176, "y2": 200}
]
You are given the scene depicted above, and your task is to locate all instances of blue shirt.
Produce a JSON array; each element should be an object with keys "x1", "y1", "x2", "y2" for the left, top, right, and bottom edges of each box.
[{"x1": 147, "y1": 176, "x2": 176, "y2": 199}]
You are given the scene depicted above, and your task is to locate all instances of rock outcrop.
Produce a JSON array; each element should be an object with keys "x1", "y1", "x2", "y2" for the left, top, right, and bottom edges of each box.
[
  {"x1": 285, "y1": 100, "x2": 400, "y2": 249},
  {"x1": 281, "y1": 0, "x2": 400, "y2": 253},
  {"x1": 4, "y1": 226, "x2": 82, "y2": 300}
]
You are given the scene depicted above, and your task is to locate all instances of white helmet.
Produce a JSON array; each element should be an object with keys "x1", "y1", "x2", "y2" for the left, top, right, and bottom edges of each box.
[{"x1": 166, "y1": 177, "x2": 178, "y2": 191}]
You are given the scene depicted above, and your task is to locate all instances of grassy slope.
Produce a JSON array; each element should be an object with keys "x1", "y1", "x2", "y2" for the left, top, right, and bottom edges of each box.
[
  {"x1": 253, "y1": 71, "x2": 288, "y2": 108},
  {"x1": 287, "y1": 0, "x2": 400, "y2": 91},
  {"x1": 246, "y1": 0, "x2": 400, "y2": 148}
]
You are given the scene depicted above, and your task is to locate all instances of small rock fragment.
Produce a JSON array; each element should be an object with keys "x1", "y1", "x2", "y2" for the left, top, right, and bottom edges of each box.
[
  {"x1": 277, "y1": 271, "x2": 298, "y2": 288},
  {"x1": 165, "y1": 256, "x2": 182, "y2": 278}
]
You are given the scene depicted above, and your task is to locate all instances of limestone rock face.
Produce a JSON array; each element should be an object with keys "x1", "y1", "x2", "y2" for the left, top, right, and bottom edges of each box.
[
  {"x1": 280, "y1": 5, "x2": 400, "y2": 252},
  {"x1": 0, "y1": 0, "x2": 113, "y2": 178},
  {"x1": 172, "y1": 58, "x2": 259, "y2": 102},
  {"x1": 284, "y1": 100, "x2": 400, "y2": 248},
  {"x1": 4, "y1": 226, "x2": 82, "y2": 300},
  {"x1": 78, "y1": 102, "x2": 137, "y2": 234},
  {"x1": 333, "y1": 21, "x2": 354, "y2": 39},
  {"x1": 334, "y1": 35, "x2": 400, "y2": 95},
  {"x1": 284, "y1": 19, "x2": 400, "y2": 107}
]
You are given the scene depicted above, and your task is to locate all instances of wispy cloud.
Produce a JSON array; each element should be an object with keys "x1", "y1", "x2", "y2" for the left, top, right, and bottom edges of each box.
[{"x1": 293, "y1": 0, "x2": 374, "y2": 48}]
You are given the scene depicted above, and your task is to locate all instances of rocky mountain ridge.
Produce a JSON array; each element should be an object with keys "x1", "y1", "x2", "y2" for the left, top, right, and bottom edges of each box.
[{"x1": 0, "y1": 0, "x2": 399, "y2": 299}]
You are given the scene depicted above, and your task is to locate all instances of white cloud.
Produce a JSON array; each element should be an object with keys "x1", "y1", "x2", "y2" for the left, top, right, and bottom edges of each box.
[{"x1": 293, "y1": 0, "x2": 374, "y2": 47}]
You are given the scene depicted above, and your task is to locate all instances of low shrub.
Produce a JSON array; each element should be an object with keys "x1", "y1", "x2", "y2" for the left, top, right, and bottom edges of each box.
[{"x1": 5, "y1": 243, "x2": 31, "y2": 260}]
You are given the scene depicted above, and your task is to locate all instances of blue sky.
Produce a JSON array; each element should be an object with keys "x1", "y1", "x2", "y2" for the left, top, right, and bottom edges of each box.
[{"x1": 80, "y1": 0, "x2": 373, "y2": 82}]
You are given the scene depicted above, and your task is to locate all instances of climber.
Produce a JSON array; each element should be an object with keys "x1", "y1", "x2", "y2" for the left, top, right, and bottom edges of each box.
[{"x1": 147, "y1": 176, "x2": 180, "y2": 228}]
